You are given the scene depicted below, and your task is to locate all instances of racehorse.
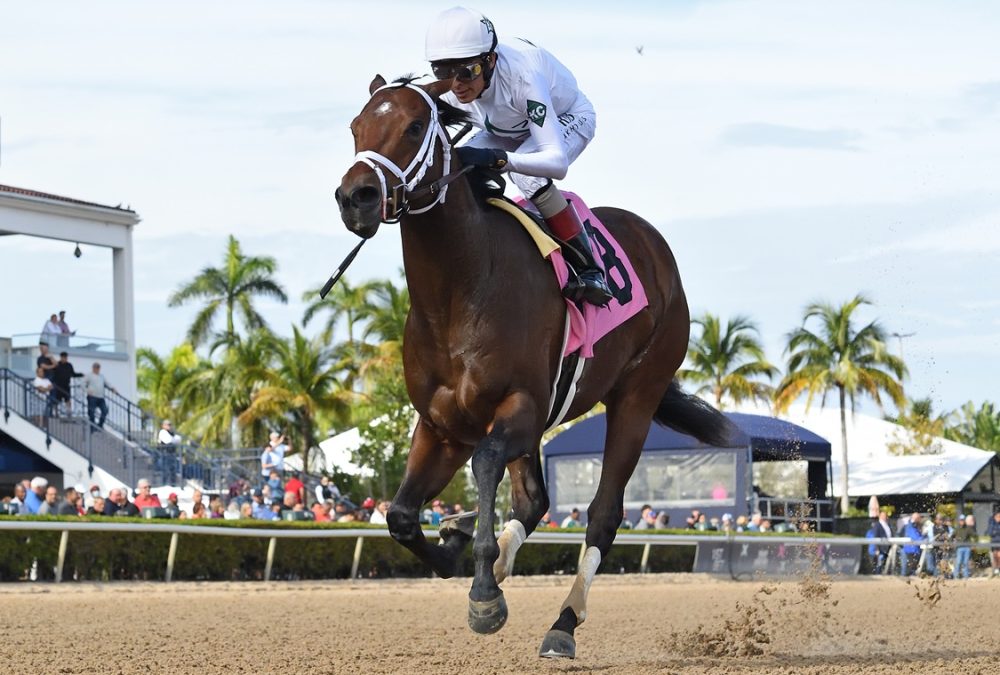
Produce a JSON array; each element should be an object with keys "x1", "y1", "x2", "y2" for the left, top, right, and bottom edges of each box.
[{"x1": 337, "y1": 75, "x2": 736, "y2": 659}]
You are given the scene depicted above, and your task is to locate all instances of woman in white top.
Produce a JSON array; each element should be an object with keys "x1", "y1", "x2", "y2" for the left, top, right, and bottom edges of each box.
[{"x1": 425, "y1": 7, "x2": 612, "y2": 306}]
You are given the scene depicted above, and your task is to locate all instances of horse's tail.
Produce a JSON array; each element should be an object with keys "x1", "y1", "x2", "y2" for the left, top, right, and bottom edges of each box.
[{"x1": 652, "y1": 380, "x2": 741, "y2": 447}]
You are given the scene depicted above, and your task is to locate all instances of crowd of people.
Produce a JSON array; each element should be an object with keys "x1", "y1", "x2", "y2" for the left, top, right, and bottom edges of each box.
[{"x1": 866, "y1": 509, "x2": 1000, "y2": 578}]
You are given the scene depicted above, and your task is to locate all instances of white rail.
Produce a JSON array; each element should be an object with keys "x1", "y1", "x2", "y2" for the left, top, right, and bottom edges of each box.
[{"x1": 0, "y1": 520, "x2": 990, "y2": 583}]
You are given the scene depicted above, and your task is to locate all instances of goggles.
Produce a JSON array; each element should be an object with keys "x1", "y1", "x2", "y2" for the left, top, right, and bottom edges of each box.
[{"x1": 431, "y1": 59, "x2": 485, "y2": 82}]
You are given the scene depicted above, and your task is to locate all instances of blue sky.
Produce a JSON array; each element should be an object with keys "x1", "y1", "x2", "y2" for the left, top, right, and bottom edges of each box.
[{"x1": 1, "y1": 0, "x2": 998, "y2": 414}]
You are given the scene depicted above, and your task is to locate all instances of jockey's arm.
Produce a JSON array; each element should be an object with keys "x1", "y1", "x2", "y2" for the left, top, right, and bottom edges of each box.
[{"x1": 503, "y1": 74, "x2": 569, "y2": 179}]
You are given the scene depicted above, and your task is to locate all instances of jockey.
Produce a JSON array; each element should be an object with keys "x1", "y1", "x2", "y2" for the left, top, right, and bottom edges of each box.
[{"x1": 425, "y1": 6, "x2": 613, "y2": 306}]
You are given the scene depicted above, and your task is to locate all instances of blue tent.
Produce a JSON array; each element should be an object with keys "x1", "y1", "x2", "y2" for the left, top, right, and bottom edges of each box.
[{"x1": 543, "y1": 412, "x2": 832, "y2": 528}]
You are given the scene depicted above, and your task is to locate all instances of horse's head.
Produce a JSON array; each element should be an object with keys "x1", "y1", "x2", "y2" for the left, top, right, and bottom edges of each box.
[{"x1": 337, "y1": 75, "x2": 457, "y2": 238}]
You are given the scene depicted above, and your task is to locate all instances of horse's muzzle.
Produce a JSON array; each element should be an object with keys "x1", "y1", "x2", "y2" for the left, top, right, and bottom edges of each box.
[{"x1": 336, "y1": 181, "x2": 381, "y2": 239}]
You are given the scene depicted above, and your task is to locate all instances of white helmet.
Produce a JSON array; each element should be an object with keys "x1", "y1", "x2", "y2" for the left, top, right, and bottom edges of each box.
[{"x1": 425, "y1": 6, "x2": 497, "y2": 62}]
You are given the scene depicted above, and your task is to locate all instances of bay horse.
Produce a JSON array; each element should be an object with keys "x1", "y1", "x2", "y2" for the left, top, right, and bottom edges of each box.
[{"x1": 337, "y1": 75, "x2": 735, "y2": 659}]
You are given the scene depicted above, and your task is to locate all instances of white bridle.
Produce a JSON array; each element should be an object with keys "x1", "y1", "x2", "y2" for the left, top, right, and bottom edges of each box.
[{"x1": 352, "y1": 82, "x2": 454, "y2": 223}]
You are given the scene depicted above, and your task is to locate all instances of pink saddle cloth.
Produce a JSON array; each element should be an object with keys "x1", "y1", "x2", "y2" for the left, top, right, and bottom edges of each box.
[{"x1": 514, "y1": 192, "x2": 649, "y2": 358}]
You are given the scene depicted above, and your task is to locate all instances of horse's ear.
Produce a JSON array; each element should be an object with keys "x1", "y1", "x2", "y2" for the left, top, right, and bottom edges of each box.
[
  {"x1": 421, "y1": 78, "x2": 453, "y2": 99},
  {"x1": 369, "y1": 74, "x2": 387, "y2": 95}
]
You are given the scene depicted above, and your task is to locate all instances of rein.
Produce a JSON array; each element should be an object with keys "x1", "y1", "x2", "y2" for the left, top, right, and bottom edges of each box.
[{"x1": 352, "y1": 82, "x2": 461, "y2": 223}]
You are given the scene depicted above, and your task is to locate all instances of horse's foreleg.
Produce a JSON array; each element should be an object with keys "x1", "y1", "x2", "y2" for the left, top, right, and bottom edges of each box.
[
  {"x1": 468, "y1": 392, "x2": 540, "y2": 635},
  {"x1": 387, "y1": 418, "x2": 472, "y2": 579},
  {"x1": 493, "y1": 452, "x2": 548, "y2": 584},
  {"x1": 540, "y1": 399, "x2": 656, "y2": 659}
]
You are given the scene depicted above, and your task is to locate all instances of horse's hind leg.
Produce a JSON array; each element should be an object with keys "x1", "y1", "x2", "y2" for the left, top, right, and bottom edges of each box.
[
  {"x1": 387, "y1": 418, "x2": 472, "y2": 578},
  {"x1": 494, "y1": 450, "x2": 548, "y2": 584},
  {"x1": 539, "y1": 394, "x2": 662, "y2": 659},
  {"x1": 468, "y1": 392, "x2": 542, "y2": 635}
]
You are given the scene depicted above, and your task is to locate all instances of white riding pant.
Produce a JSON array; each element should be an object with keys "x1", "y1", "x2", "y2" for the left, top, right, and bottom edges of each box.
[{"x1": 464, "y1": 111, "x2": 596, "y2": 199}]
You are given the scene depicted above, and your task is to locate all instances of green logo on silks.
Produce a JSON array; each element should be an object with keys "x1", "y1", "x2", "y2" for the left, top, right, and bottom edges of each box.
[{"x1": 527, "y1": 100, "x2": 547, "y2": 127}]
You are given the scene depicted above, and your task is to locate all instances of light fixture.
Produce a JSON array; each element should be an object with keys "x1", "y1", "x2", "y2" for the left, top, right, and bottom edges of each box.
[{"x1": 73, "y1": 243, "x2": 82, "y2": 258}]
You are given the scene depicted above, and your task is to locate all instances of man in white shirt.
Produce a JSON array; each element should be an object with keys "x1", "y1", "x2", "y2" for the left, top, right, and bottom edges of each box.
[
  {"x1": 41, "y1": 313, "x2": 62, "y2": 343},
  {"x1": 157, "y1": 420, "x2": 181, "y2": 446},
  {"x1": 82, "y1": 362, "x2": 115, "y2": 429}
]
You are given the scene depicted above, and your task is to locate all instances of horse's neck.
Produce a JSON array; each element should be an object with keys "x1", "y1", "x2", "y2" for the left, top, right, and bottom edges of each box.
[{"x1": 400, "y1": 184, "x2": 497, "y2": 316}]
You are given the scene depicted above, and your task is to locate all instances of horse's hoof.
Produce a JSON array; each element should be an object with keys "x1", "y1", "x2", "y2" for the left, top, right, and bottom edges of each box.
[
  {"x1": 439, "y1": 511, "x2": 477, "y2": 547},
  {"x1": 539, "y1": 629, "x2": 576, "y2": 659},
  {"x1": 468, "y1": 593, "x2": 508, "y2": 634}
]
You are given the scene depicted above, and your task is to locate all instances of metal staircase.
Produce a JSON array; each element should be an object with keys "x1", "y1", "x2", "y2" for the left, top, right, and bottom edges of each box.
[{"x1": 1, "y1": 368, "x2": 221, "y2": 488}]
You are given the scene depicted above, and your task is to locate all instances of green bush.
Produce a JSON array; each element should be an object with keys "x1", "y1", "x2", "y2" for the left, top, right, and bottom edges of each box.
[{"x1": 0, "y1": 517, "x2": 822, "y2": 582}]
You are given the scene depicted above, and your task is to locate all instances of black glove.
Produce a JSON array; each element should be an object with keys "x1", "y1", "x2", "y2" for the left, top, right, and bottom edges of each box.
[{"x1": 456, "y1": 146, "x2": 508, "y2": 171}]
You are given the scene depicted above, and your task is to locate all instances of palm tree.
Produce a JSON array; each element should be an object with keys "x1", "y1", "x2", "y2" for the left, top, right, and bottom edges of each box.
[
  {"x1": 945, "y1": 401, "x2": 1000, "y2": 452},
  {"x1": 301, "y1": 277, "x2": 374, "y2": 346},
  {"x1": 358, "y1": 279, "x2": 410, "y2": 377},
  {"x1": 239, "y1": 326, "x2": 354, "y2": 471},
  {"x1": 136, "y1": 343, "x2": 207, "y2": 423},
  {"x1": 167, "y1": 235, "x2": 288, "y2": 349},
  {"x1": 177, "y1": 330, "x2": 273, "y2": 447},
  {"x1": 677, "y1": 313, "x2": 778, "y2": 410},
  {"x1": 774, "y1": 294, "x2": 907, "y2": 513}
]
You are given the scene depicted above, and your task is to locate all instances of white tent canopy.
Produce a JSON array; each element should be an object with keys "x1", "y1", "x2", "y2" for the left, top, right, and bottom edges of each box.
[
  {"x1": 281, "y1": 427, "x2": 374, "y2": 478},
  {"x1": 731, "y1": 402, "x2": 995, "y2": 498}
]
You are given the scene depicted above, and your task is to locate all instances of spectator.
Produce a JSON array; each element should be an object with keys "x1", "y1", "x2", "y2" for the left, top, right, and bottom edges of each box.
[
  {"x1": 85, "y1": 484, "x2": 102, "y2": 510},
  {"x1": 953, "y1": 514, "x2": 977, "y2": 579},
  {"x1": 25, "y1": 477, "x2": 48, "y2": 514},
  {"x1": 41, "y1": 314, "x2": 62, "y2": 344},
  {"x1": 251, "y1": 490, "x2": 274, "y2": 520},
  {"x1": 538, "y1": 511, "x2": 556, "y2": 528},
  {"x1": 280, "y1": 491, "x2": 297, "y2": 516},
  {"x1": 103, "y1": 488, "x2": 123, "y2": 516},
  {"x1": 164, "y1": 493, "x2": 181, "y2": 519},
  {"x1": 191, "y1": 489, "x2": 204, "y2": 514},
  {"x1": 284, "y1": 472, "x2": 306, "y2": 506},
  {"x1": 452, "y1": 502, "x2": 465, "y2": 516},
  {"x1": 634, "y1": 504, "x2": 656, "y2": 530},
  {"x1": 708, "y1": 517, "x2": 721, "y2": 531},
  {"x1": 239, "y1": 502, "x2": 253, "y2": 519},
  {"x1": 315, "y1": 475, "x2": 341, "y2": 504},
  {"x1": 157, "y1": 420, "x2": 181, "y2": 446},
  {"x1": 759, "y1": 519, "x2": 773, "y2": 533},
  {"x1": 735, "y1": 515, "x2": 748, "y2": 532},
  {"x1": 311, "y1": 500, "x2": 333, "y2": 522},
  {"x1": 259, "y1": 432, "x2": 287, "y2": 480},
  {"x1": 191, "y1": 502, "x2": 207, "y2": 519},
  {"x1": 266, "y1": 471, "x2": 285, "y2": 504},
  {"x1": 867, "y1": 511, "x2": 894, "y2": 574},
  {"x1": 36, "y1": 341, "x2": 57, "y2": 376},
  {"x1": 720, "y1": 513, "x2": 735, "y2": 533},
  {"x1": 370, "y1": 500, "x2": 389, "y2": 525},
  {"x1": 560, "y1": 508, "x2": 582, "y2": 528},
  {"x1": 50, "y1": 352, "x2": 83, "y2": 416},
  {"x1": 87, "y1": 497, "x2": 106, "y2": 515},
  {"x1": 57, "y1": 310, "x2": 76, "y2": 347},
  {"x1": 361, "y1": 497, "x2": 376, "y2": 517},
  {"x1": 902, "y1": 513, "x2": 925, "y2": 576},
  {"x1": 10, "y1": 483, "x2": 29, "y2": 515},
  {"x1": 208, "y1": 496, "x2": 225, "y2": 519},
  {"x1": 428, "y1": 499, "x2": 447, "y2": 525},
  {"x1": 37, "y1": 485, "x2": 61, "y2": 515},
  {"x1": 30, "y1": 366, "x2": 55, "y2": 422},
  {"x1": 988, "y1": 511, "x2": 1000, "y2": 577},
  {"x1": 224, "y1": 501, "x2": 241, "y2": 520},
  {"x1": 746, "y1": 513, "x2": 763, "y2": 532},
  {"x1": 695, "y1": 513, "x2": 709, "y2": 531},
  {"x1": 83, "y1": 362, "x2": 115, "y2": 429},
  {"x1": 654, "y1": 511, "x2": 670, "y2": 529},
  {"x1": 133, "y1": 479, "x2": 162, "y2": 511},
  {"x1": 56, "y1": 487, "x2": 81, "y2": 516}
]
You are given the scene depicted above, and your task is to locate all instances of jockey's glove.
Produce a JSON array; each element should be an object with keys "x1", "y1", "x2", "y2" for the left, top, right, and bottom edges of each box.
[{"x1": 456, "y1": 147, "x2": 508, "y2": 171}]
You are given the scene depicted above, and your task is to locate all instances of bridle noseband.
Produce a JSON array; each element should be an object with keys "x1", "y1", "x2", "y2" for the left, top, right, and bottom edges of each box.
[{"x1": 352, "y1": 83, "x2": 470, "y2": 223}]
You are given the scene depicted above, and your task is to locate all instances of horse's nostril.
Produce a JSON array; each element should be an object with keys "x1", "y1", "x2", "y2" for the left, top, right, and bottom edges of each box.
[{"x1": 351, "y1": 186, "x2": 380, "y2": 208}]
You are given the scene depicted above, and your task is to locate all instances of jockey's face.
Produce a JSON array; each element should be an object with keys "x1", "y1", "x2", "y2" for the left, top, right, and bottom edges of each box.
[{"x1": 433, "y1": 53, "x2": 494, "y2": 104}]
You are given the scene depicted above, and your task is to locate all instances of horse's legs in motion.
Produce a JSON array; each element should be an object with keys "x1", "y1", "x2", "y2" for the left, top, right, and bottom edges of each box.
[
  {"x1": 494, "y1": 450, "x2": 549, "y2": 584},
  {"x1": 387, "y1": 418, "x2": 472, "y2": 578},
  {"x1": 539, "y1": 391, "x2": 663, "y2": 659},
  {"x1": 468, "y1": 392, "x2": 541, "y2": 634}
]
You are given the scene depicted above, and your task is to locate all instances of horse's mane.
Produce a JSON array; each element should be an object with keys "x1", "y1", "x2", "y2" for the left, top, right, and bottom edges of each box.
[{"x1": 391, "y1": 75, "x2": 503, "y2": 200}]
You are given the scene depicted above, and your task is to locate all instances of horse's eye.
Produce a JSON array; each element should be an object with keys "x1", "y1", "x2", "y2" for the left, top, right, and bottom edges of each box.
[{"x1": 407, "y1": 120, "x2": 424, "y2": 137}]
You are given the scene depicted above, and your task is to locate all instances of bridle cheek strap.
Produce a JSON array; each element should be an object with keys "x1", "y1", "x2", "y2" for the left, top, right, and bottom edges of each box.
[{"x1": 352, "y1": 83, "x2": 453, "y2": 222}]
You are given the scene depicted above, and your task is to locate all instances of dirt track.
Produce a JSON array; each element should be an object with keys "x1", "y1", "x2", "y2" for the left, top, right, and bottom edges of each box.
[{"x1": 1, "y1": 574, "x2": 998, "y2": 674}]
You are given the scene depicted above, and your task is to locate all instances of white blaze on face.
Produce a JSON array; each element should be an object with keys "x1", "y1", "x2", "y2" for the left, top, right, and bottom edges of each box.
[{"x1": 374, "y1": 101, "x2": 393, "y2": 116}]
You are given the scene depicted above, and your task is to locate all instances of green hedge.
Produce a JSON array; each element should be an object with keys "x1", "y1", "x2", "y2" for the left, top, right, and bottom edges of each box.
[{"x1": 0, "y1": 517, "x2": 826, "y2": 582}]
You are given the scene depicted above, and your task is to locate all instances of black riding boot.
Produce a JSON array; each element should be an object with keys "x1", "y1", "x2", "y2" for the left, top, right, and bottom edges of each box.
[{"x1": 561, "y1": 228, "x2": 613, "y2": 306}]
